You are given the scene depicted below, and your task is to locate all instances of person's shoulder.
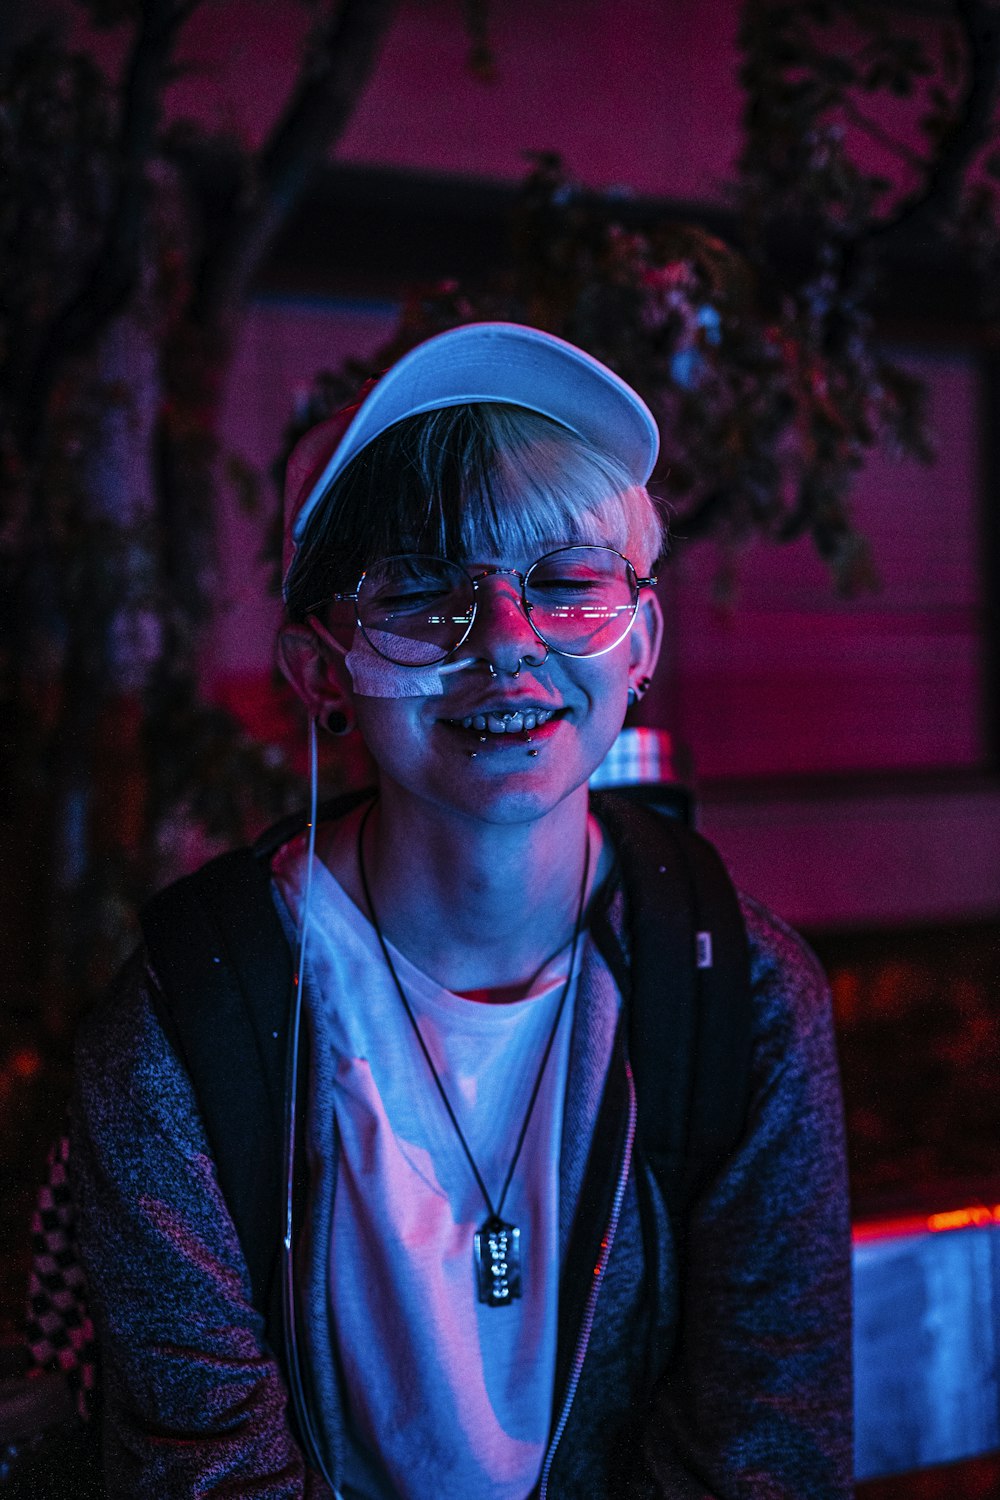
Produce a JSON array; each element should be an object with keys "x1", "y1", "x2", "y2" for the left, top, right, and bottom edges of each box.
[
  {"x1": 739, "y1": 891, "x2": 826, "y2": 987},
  {"x1": 737, "y1": 892, "x2": 833, "y2": 1052},
  {"x1": 75, "y1": 945, "x2": 160, "y2": 1073},
  {"x1": 73, "y1": 946, "x2": 208, "y2": 1157}
]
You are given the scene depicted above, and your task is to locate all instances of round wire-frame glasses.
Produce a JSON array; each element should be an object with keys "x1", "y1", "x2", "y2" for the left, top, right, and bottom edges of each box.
[{"x1": 328, "y1": 544, "x2": 657, "y2": 667}]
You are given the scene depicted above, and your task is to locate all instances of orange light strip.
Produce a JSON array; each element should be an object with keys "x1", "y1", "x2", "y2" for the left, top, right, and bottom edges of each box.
[{"x1": 853, "y1": 1202, "x2": 1000, "y2": 1244}]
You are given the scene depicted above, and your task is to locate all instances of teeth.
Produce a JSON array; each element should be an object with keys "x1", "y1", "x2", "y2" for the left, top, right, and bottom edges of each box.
[{"x1": 457, "y1": 709, "x2": 555, "y2": 734}]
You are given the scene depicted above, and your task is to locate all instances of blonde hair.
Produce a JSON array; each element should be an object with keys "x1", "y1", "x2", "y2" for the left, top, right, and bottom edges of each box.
[{"x1": 284, "y1": 402, "x2": 665, "y2": 620}]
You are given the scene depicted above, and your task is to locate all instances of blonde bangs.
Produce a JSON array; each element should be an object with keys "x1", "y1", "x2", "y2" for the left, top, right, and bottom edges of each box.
[{"x1": 455, "y1": 407, "x2": 665, "y2": 569}]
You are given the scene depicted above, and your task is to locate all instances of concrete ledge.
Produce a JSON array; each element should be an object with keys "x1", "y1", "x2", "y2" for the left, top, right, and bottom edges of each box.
[{"x1": 854, "y1": 1207, "x2": 1000, "y2": 1480}]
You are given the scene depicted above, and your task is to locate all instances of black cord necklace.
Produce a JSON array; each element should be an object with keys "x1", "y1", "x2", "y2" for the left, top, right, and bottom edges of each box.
[{"x1": 356, "y1": 798, "x2": 590, "y2": 1307}]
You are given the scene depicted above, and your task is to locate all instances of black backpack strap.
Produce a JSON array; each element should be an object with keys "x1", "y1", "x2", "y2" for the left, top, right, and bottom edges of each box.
[
  {"x1": 250, "y1": 786, "x2": 376, "y2": 863},
  {"x1": 590, "y1": 790, "x2": 753, "y2": 1219},
  {"x1": 140, "y1": 848, "x2": 292, "y2": 1321},
  {"x1": 680, "y1": 829, "x2": 754, "y2": 1193},
  {"x1": 137, "y1": 787, "x2": 376, "y2": 1340}
]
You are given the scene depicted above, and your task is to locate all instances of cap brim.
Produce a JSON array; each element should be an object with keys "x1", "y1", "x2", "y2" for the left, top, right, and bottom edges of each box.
[{"x1": 288, "y1": 322, "x2": 659, "y2": 550}]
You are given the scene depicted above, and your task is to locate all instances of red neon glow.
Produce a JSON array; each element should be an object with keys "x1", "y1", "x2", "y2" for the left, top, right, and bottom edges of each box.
[{"x1": 853, "y1": 1202, "x2": 1000, "y2": 1244}]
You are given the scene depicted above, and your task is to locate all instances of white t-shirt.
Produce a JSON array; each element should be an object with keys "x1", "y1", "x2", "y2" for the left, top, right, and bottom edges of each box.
[{"x1": 273, "y1": 849, "x2": 580, "y2": 1500}]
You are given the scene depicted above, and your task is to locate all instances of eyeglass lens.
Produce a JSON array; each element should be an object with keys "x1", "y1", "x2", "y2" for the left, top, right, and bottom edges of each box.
[{"x1": 356, "y1": 547, "x2": 638, "y2": 666}]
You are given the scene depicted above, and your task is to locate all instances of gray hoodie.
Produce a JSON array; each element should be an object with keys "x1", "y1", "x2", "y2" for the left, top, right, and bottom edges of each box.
[{"x1": 71, "y1": 855, "x2": 851, "y2": 1498}]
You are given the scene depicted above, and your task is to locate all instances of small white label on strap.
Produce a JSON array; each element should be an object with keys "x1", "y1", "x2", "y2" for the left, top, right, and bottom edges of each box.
[{"x1": 696, "y1": 931, "x2": 713, "y2": 969}]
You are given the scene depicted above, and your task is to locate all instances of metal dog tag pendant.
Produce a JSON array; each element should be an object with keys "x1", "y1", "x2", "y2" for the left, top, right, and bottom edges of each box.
[{"x1": 474, "y1": 1216, "x2": 522, "y2": 1305}]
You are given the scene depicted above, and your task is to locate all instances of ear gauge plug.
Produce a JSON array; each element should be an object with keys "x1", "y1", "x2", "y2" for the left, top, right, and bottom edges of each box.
[
  {"x1": 627, "y1": 675, "x2": 652, "y2": 709},
  {"x1": 324, "y1": 709, "x2": 349, "y2": 735}
]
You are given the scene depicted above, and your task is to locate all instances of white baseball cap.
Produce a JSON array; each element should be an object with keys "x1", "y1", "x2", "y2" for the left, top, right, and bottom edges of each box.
[{"x1": 282, "y1": 320, "x2": 660, "y2": 591}]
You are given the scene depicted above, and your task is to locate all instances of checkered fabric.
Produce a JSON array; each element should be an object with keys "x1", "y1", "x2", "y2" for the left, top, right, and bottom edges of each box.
[
  {"x1": 25, "y1": 1130, "x2": 97, "y2": 1420},
  {"x1": 589, "y1": 727, "x2": 681, "y2": 788}
]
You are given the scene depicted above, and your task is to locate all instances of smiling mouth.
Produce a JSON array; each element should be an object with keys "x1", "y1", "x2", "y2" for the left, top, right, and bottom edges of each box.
[{"x1": 446, "y1": 708, "x2": 561, "y2": 735}]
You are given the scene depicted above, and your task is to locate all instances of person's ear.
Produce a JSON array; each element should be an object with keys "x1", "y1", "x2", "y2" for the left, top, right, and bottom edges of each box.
[
  {"x1": 276, "y1": 621, "x2": 355, "y2": 735},
  {"x1": 627, "y1": 588, "x2": 663, "y2": 702}
]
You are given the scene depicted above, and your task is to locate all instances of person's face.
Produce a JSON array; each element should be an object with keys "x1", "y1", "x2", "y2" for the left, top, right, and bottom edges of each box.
[{"x1": 350, "y1": 513, "x2": 662, "y2": 830}]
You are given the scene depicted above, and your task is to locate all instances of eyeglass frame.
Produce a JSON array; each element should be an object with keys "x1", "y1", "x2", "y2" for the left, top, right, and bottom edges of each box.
[{"x1": 324, "y1": 544, "x2": 658, "y2": 666}]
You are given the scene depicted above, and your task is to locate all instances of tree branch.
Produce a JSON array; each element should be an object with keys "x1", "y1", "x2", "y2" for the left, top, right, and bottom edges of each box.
[
  {"x1": 872, "y1": 0, "x2": 1000, "y2": 244},
  {"x1": 838, "y1": 94, "x2": 929, "y2": 175},
  {"x1": 21, "y1": 0, "x2": 195, "y2": 457},
  {"x1": 192, "y1": 0, "x2": 399, "y2": 325}
]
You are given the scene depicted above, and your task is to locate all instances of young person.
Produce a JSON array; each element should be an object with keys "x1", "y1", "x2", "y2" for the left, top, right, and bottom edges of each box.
[{"x1": 69, "y1": 323, "x2": 852, "y2": 1497}]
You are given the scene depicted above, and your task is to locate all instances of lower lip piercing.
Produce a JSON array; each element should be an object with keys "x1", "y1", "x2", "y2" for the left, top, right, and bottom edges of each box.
[
  {"x1": 468, "y1": 748, "x2": 539, "y2": 758},
  {"x1": 466, "y1": 733, "x2": 541, "y2": 759}
]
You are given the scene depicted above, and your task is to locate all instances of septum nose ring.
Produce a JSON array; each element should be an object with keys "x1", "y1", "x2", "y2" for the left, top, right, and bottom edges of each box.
[
  {"x1": 486, "y1": 644, "x2": 549, "y2": 678},
  {"x1": 487, "y1": 659, "x2": 522, "y2": 679}
]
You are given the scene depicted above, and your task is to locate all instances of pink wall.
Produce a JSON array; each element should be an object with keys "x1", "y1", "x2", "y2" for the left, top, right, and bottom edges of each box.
[
  {"x1": 62, "y1": 0, "x2": 745, "y2": 203},
  {"x1": 670, "y1": 352, "x2": 983, "y2": 780},
  {"x1": 331, "y1": 0, "x2": 744, "y2": 200},
  {"x1": 60, "y1": 0, "x2": 945, "y2": 205}
]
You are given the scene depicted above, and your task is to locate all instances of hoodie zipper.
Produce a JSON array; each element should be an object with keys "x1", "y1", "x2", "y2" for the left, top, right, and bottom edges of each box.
[{"x1": 537, "y1": 1057, "x2": 638, "y2": 1500}]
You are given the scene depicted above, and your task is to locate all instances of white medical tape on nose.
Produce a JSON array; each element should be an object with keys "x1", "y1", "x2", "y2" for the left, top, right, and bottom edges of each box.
[
  {"x1": 346, "y1": 630, "x2": 476, "y2": 697},
  {"x1": 308, "y1": 616, "x2": 474, "y2": 698}
]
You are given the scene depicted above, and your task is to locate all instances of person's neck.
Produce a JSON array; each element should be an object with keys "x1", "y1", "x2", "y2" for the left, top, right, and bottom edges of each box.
[{"x1": 325, "y1": 783, "x2": 599, "y2": 996}]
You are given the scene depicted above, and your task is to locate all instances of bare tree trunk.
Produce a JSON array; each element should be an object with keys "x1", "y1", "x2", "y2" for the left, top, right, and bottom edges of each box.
[
  {"x1": 7, "y1": 0, "x2": 406, "y2": 1031},
  {"x1": 38, "y1": 309, "x2": 163, "y2": 1033},
  {"x1": 148, "y1": 0, "x2": 403, "y2": 830}
]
